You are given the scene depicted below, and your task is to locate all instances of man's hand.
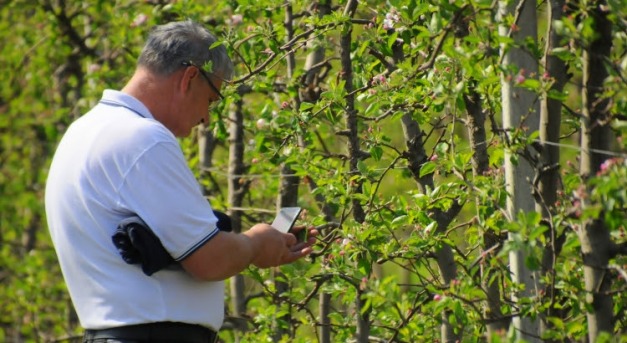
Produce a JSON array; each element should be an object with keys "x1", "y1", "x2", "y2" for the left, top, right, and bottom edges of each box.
[
  {"x1": 181, "y1": 223, "x2": 318, "y2": 281},
  {"x1": 244, "y1": 223, "x2": 318, "y2": 268}
]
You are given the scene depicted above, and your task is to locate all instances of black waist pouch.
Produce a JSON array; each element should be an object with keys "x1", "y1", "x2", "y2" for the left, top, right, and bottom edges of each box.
[{"x1": 112, "y1": 211, "x2": 232, "y2": 276}]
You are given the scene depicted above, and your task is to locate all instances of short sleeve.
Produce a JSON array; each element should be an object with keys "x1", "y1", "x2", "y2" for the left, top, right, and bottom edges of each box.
[{"x1": 117, "y1": 141, "x2": 219, "y2": 261}]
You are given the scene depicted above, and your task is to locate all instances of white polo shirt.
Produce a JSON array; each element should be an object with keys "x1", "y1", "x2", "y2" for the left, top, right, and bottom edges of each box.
[{"x1": 45, "y1": 90, "x2": 223, "y2": 330}]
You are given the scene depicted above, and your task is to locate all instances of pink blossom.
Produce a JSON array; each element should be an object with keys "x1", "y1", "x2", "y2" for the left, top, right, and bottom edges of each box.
[
  {"x1": 382, "y1": 10, "x2": 400, "y2": 31},
  {"x1": 433, "y1": 294, "x2": 442, "y2": 301},
  {"x1": 256, "y1": 118, "x2": 268, "y2": 130},
  {"x1": 230, "y1": 14, "x2": 243, "y2": 26},
  {"x1": 360, "y1": 277, "x2": 368, "y2": 290},
  {"x1": 599, "y1": 158, "x2": 619, "y2": 174},
  {"x1": 87, "y1": 64, "x2": 101, "y2": 73},
  {"x1": 373, "y1": 74, "x2": 386, "y2": 85},
  {"x1": 131, "y1": 13, "x2": 148, "y2": 28},
  {"x1": 383, "y1": 19, "x2": 394, "y2": 30},
  {"x1": 430, "y1": 154, "x2": 438, "y2": 161},
  {"x1": 385, "y1": 10, "x2": 400, "y2": 23}
]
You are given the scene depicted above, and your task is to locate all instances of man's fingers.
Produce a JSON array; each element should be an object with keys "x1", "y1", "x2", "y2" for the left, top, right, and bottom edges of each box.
[
  {"x1": 290, "y1": 225, "x2": 307, "y2": 232},
  {"x1": 291, "y1": 226, "x2": 319, "y2": 236},
  {"x1": 279, "y1": 227, "x2": 319, "y2": 264},
  {"x1": 304, "y1": 228, "x2": 319, "y2": 238},
  {"x1": 289, "y1": 232, "x2": 318, "y2": 251},
  {"x1": 286, "y1": 246, "x2": 312, "y2": 262},
  {"x1": 290, "y1": 241, "x2": 309, "y2": 252},
  {"x1": 284, "y1": 232, "x2": 297, "y2": 246}
]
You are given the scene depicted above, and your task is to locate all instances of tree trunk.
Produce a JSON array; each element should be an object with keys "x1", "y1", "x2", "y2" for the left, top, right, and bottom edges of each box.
[
  {"x1": 198, "y1": 123, "x2": 216, "y2": 171},
  {"x1": 388, "y1": 19, "x2": 463, "y2": 341},
  {"x1": 579, "y1": 1, "x2": 614, "y2": 339},
  {"x1": 271, "y1": 4, "x2": 301, "y2": 340},
  {"x1": 319, "y1": 292, "x2": 331, "y2": 343},
  {"x1": 228, "y1": 100, "x2": 249, "y2": 339},
  {"x1": 339, "y1": 1, "x2": 369, "y2": 342},
  {"x1": 538, "y1": 0, "x2": 568, "y2": 338},
  {"x1": 272, "y1": 163, "x2": 299, "y2": 341},
  {"x1": 295, "y1": 2, "x2": 337, "y2": 342},
  {"x1": 401, "y1": 113, "x2": 462, "y2": 342},
  {"x1": 498, "y1": 0, "x2": 542, "y2": 340},
  {"x1": 464, "y1": 84, "x2": 510, "y2": 336}
]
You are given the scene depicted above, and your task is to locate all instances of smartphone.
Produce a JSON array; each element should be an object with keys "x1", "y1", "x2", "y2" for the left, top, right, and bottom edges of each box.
[{"x1": 271, "y1": 207, "x2": 302, "y2": 234}]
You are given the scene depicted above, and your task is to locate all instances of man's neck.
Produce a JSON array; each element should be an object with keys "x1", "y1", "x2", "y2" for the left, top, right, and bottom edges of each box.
[{"x1": 122, "y1": 68, "x2": 176, "y2": 127}]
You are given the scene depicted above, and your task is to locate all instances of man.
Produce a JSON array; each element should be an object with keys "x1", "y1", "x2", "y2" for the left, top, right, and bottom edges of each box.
[{"x1": 45, "y1": 20, "x2": 317, "y2": 343}]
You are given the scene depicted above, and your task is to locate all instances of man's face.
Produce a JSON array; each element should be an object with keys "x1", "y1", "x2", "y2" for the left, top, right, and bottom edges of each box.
[
  {"x1": 196, "y1": 73, "x2": 223, "y2": 127},
  {"x1": 180, "y1": 64, "x2": 224, "y2": 137}
]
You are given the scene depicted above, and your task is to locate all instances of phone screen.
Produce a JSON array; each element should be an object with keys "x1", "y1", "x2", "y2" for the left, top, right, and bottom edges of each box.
[{"x1": 271, "y1": 207, "x2": 302, "y2": 233}]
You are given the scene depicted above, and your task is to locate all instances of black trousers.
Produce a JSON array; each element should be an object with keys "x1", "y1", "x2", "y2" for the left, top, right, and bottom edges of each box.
[
  {"x1": 83, "y1": 340, "x2": 140, "y2": 343},
  {"x1": 82, "y1": 322, "x2": 218, "y2": 343}
]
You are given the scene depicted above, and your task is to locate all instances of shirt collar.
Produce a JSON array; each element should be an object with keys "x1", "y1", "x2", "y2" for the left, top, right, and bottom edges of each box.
[{"x1": 100, "y1": 89, "x2": 154, "y2": 119}]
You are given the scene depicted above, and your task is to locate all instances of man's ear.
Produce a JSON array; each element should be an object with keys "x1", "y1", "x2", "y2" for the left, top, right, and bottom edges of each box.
[{"x1": 178, "y1": 66, "x2": 198, "y2": 93}]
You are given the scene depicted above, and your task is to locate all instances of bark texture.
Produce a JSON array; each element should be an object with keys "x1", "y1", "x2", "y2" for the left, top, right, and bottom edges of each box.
[
  {"x1": 578, "y1": 1, "x2": 614, "y2": 339},
  {"x1": 498, "y1": 0, "x2": 541, "y2": 340}
]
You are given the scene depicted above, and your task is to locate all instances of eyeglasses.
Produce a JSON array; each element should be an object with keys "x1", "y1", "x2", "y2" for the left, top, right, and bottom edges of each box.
[{"x1": 181, "y1": 61, "x2": 225, "y2": 100}]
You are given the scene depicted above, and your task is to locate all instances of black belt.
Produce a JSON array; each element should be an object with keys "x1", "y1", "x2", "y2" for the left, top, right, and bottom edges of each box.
[{"x1": 84, "y1": 322, "x2": 218, "y2": 343}]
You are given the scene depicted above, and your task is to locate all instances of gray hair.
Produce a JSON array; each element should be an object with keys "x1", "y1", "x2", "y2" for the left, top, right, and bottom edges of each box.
[{"x1": 137, "y1": 20, "x2": 233, "y2": 80}]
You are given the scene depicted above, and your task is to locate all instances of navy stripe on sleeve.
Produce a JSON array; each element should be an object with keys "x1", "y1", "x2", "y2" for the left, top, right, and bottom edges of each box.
[{"x1": 174, "y1": 227, "x2": 220, "y2": 261}]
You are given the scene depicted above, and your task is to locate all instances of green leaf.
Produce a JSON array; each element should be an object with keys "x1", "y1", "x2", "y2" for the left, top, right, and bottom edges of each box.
[
  {"x1": 419, "y1": 161, "x2": 436, "y2": 177},
  {"x1": 391, "y1": 215, "x2": 408, "y2": 225},
  {"x1": 529, "y1": 224, "x2": 548, "y2": 241},
  {"x1": 435, "y1": 142, "x2": 449, "y2": 156},
  {"x1": 525, "y1": 255, "x2": 541, "y2": 270},
  {"x1": 209, "y1": 41, "x2": 223, "y2": 49},
  {"x1": 566, "y1": 321, "x2": 585, "y2": 336},
  {"x1": 518, "y1": 78, "x2": 541, "y2": 91},
  {"x1": 547, "y1": 89, "x2": 568, "y2": 101},
  {"x1": 358, "y1": 256, "x2": 372, "y2": 276},
  {"x1": 370, "y1": 146, "x2": 383, "y2": 161},
  {"x1": 361, "y1": 297, "x2": 372, "y2": 315},
  {"x1": 299, "y1": 102, "x2": 314, "y2": 111},
  {"x1": 424, "y1": 222, "x2": 436, "y2": 235},
  {"x1": 357, "y1": 160, "x2": 369, "y2": 175}
]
